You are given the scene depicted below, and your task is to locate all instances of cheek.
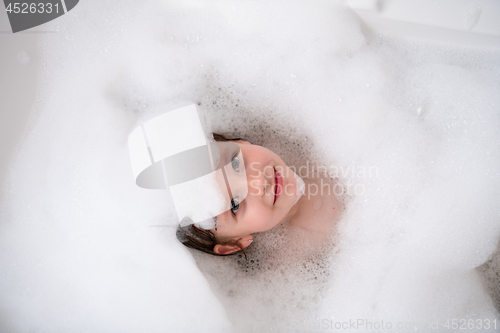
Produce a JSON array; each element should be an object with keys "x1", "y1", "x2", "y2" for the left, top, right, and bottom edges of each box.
[
  {"x1": 249, "y1": 203, "x2": 278, "y2": 232},
  {"x1": 245, "y1": 145, "x2": 272, "y2": 165}
]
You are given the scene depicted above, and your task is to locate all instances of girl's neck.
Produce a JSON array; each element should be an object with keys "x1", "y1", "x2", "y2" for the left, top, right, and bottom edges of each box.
[{"x1": 285, "y1": 177, "x2": 342, "y2": 235}]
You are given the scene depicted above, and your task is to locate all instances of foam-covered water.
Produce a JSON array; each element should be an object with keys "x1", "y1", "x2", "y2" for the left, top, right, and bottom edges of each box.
[{"x1": 1, "y1": 0, "x2": 500, "y2": 332}]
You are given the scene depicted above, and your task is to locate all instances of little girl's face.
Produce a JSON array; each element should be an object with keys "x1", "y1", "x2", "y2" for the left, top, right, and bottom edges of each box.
[{"x1": 211, "y1": 141, "x2": 301, "y2": 243}]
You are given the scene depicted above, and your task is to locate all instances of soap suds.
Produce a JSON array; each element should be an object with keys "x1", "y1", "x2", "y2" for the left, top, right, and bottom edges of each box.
[{"x1": 1, "y1": 0, "x2": 499, "y2": 332}]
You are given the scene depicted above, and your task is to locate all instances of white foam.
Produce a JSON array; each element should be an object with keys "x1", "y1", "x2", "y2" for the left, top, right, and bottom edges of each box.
[{"x1": 1, "y1": 0, "x2": 499, "y2": 332}]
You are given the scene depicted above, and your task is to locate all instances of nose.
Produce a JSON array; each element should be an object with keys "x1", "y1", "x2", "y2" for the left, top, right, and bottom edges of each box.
[
  {"x1": 248, "y1": 175, "x2": 264, "y2": 197},
  {"x1": 224, "y1": 160, "x2": 273, "y2": 201},
  {"x1": 223, "y1": 160, "x2": 250, "y2": 200},
  {"x1": 246, "y1": 163, "x2": 272, "y2": 197},
  {"x1": 225, "y1": 161, "x2": 263, "y2": 197}
]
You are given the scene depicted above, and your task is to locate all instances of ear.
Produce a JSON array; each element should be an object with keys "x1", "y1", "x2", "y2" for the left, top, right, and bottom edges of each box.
[{"x1": 213, "y1": 234, "x2": 253, "y2": 255}]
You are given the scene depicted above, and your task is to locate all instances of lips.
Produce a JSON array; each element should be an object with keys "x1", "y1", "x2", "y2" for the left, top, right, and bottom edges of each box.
[{"x1": 273, "y1": 168, "x2": 283, "y2": 204}]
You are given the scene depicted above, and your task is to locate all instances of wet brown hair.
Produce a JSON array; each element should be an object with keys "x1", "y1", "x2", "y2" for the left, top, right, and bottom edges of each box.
[{"x1": 175, "y1": 132, "x2": 248, "y2": 257}]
